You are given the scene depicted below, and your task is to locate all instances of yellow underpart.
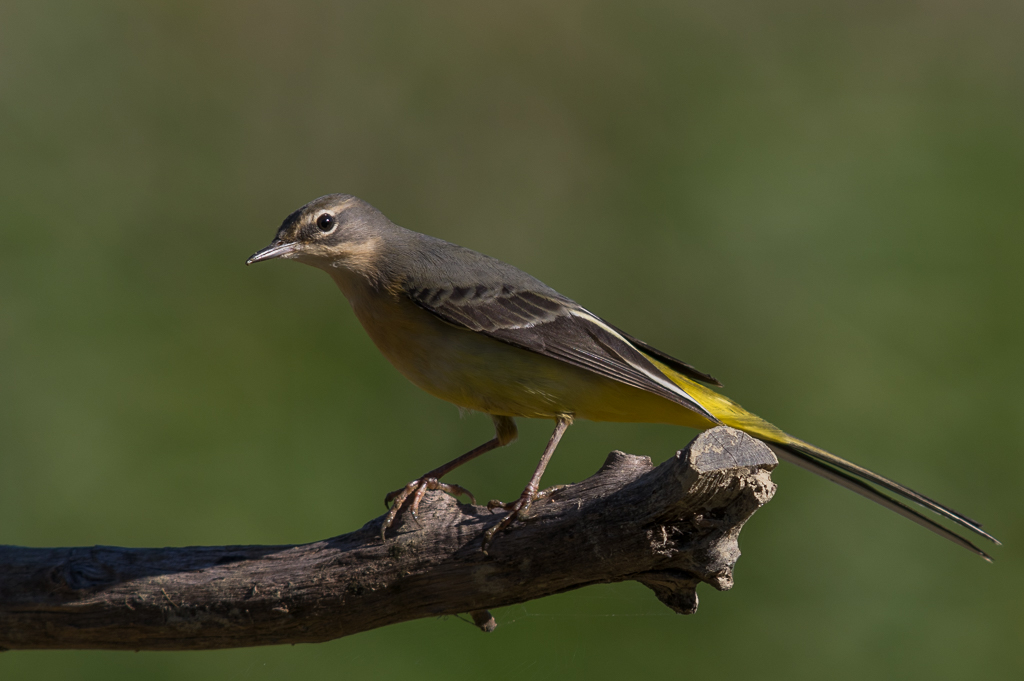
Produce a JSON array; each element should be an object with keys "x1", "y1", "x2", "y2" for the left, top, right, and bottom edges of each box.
[{"x1": 644, "y1": 356, "x2": 794, "y2": 446}]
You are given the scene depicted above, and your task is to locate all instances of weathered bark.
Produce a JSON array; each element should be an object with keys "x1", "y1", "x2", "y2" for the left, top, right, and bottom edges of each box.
[{"x1": 0, "y1": 426, "x2": 777, "y2": 651}]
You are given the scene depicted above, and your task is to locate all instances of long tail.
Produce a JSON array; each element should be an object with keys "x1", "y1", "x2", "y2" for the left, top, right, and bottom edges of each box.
[
  {"x1": 766, "y1": 438, "x2": 997, "y2": 560},
  {"x1": 652, "y1": 359, "x2": 1000, "y2": 560}
]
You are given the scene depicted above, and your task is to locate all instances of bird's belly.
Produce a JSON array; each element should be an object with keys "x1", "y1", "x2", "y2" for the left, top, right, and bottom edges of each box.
[{"x1": 347, "y1": 290, "x2": 709, "y2": 428}]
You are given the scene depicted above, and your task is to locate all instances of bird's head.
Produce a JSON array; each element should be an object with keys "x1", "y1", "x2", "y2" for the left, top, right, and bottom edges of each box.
[{"x1": 246, "y1": 194, "x2": 388, "y2": 274}]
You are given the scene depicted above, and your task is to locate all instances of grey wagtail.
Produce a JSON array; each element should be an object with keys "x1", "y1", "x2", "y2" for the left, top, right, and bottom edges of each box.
[{"x1": 247, "y1": 193, "x2": 999, "y2": 558}]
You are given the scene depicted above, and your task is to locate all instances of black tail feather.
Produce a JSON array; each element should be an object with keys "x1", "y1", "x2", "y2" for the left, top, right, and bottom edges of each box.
[{"x1": 767, "y1": 440, "x2": 998, "y2": 560}]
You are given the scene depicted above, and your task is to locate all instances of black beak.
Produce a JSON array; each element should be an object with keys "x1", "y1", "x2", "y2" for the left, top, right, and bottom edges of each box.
[{"x1": 246, "y1": 239, "x2": 299, "y2": 265}]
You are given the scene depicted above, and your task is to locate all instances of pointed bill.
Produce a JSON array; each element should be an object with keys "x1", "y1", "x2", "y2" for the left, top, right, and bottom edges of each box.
[{"x1": 246, "y1": 240, "x2": 299, "y2": 265}]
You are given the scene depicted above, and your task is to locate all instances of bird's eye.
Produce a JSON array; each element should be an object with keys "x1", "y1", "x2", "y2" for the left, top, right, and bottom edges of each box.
[{"x1": 315, "y1": 214, "x2": 336, "y2": 232}]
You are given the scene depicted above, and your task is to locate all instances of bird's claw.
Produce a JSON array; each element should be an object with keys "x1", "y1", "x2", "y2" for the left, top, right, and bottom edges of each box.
[
  {"x1": 380, "y1": 477, "x2": 476, "y2": 541},
  {"x1": 482, "y1": 485, "x2": 565, "y2": 554}
]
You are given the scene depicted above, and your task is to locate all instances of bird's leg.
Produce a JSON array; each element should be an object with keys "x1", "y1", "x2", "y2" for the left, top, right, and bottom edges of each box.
[
  {"x1": 482, "y1": 416, "x2": 572, "y2": 553},
  {"x1": 380, "y1": 416, "x2": 517, "y2": 540},
  {"x1": 380, "y1": 439, "x2": 495, "y2": 538}
]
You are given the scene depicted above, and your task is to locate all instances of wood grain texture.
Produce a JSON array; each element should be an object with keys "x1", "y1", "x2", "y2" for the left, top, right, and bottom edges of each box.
[{"x1": 0, "y1": 427, "x2": 776, "y2": 651}]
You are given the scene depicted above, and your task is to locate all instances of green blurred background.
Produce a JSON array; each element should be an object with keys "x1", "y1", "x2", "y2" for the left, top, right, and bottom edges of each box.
[{"x1": 2, "y1": 1, "x2": 1021, "y2": 678}]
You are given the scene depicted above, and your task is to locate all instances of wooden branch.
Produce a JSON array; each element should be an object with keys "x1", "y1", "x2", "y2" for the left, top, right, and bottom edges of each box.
[{"x1": 0, "y1": 427, "x2": 777, "y2": 651}]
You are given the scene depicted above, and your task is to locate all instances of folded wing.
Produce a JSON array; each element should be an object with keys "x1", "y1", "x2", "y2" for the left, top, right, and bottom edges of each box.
[{"x1": 405, "y1": 282, "x2": 720, "y2": 423}]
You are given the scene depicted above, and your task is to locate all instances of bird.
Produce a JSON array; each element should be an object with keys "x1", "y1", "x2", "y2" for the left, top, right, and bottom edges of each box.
[{"x1": 247, "y1": 193, "x2": 999, "y2": 558}]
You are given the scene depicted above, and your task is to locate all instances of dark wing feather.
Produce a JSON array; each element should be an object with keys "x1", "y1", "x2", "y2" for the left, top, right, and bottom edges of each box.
[
  {"x1": 405, "y1": 282, "x2": 719, "y2": 422},
  {"x1": 611, "y1": 327, "x2": 722, "y2": 387}
]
